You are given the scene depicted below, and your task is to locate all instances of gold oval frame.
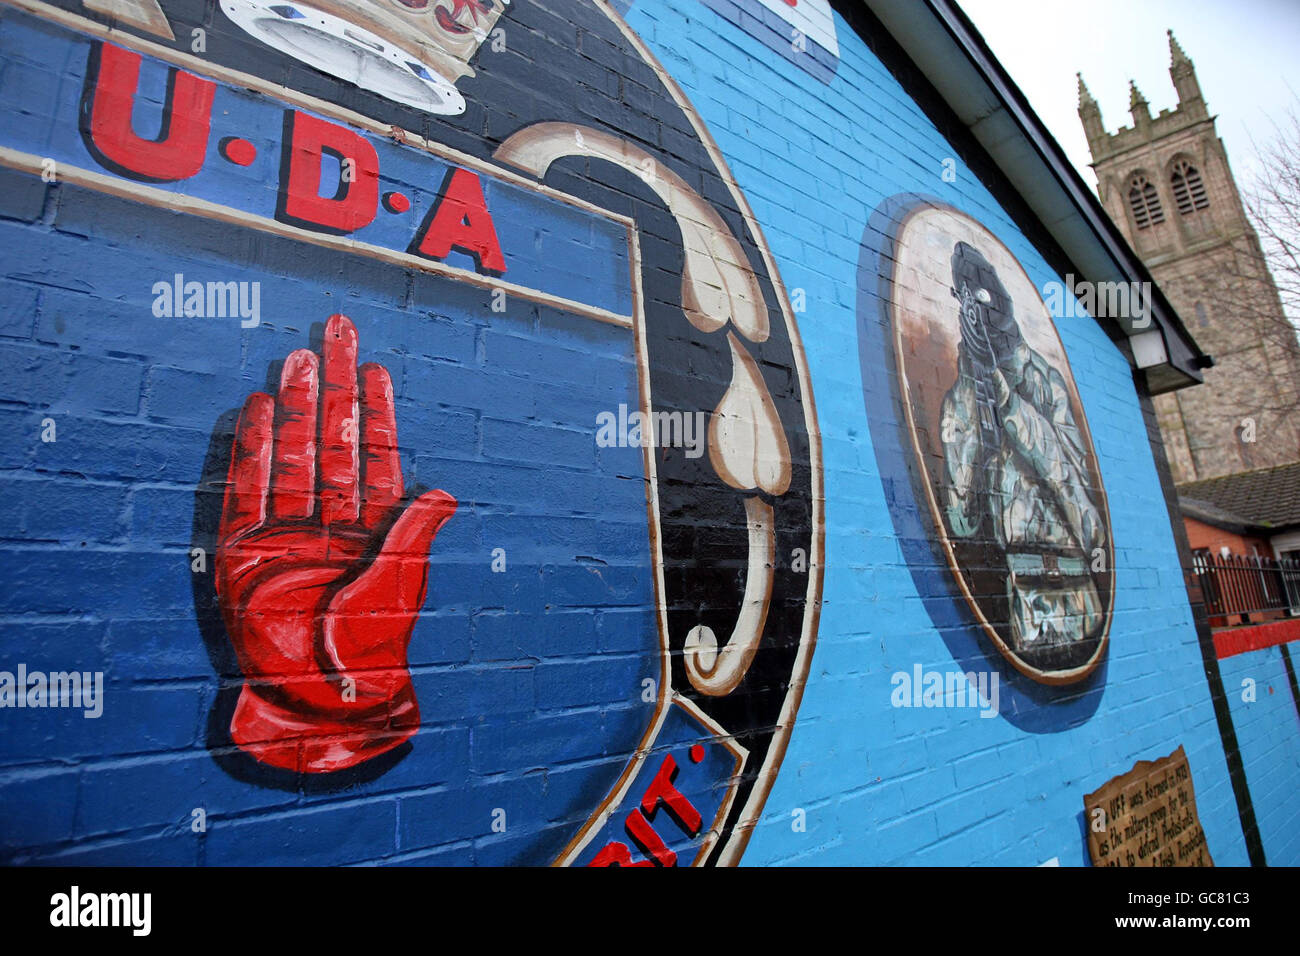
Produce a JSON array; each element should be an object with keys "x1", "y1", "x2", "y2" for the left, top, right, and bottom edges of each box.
[{"x1": 888, "y1": 202, "x2": 1113, "y2": 686}]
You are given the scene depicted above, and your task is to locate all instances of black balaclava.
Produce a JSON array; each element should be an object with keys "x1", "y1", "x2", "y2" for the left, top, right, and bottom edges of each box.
[{"x1": 949, "y1": 241, "x2": 1025, "y2": 440}]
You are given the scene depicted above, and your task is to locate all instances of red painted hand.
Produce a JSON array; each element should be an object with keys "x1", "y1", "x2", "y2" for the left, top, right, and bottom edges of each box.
[{"x1": 216, "y1": 314, "x2": 456, "y2": 773}]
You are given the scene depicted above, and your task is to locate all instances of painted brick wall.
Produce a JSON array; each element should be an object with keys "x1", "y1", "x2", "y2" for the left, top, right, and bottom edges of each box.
[
  {"x1": 0, "y1": 0, "x2": 1292, "y2": 867},
  {"x1": 624, "y1": 0, "x2": 1267, "y2": 866},
  {"x1": 1219, "y1": 646, "x2": 1300, "y2": 865}
]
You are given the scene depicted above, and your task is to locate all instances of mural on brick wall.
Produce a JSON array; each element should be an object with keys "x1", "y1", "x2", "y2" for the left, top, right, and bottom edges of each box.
[
  {"x1": 0, "y1": 0, "x2": 822, "y2": 865},
  {"x1": 700, "y1": 0, "x2": 840, "y2": 83},
  {"x1": 860, "y1": 200, "x2": 1113, "y2": 718},
  {"x1": 5, "y1": 0, "x2": 1287, "y2": 872}
]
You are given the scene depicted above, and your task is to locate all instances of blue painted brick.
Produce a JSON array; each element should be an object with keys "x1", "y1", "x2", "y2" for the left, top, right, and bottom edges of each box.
[
  {"x1": 206, "y1": 800, "x2": 398, "y2": 866},
  {"x1": 0, "y1": 768, "x2": 78, "y2": 853}
]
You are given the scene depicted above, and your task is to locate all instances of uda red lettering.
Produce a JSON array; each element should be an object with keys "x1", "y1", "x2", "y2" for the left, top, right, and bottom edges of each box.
[
  {"x1": 586, "y1": 808, "x2": 676, "y2": 867},
  {"x1": 278, "y1": 110, "x2": 380, "y2": 235},
  {"x1": 625, "y1": 805, "x2": 678, "y2": 866},
  {"x1": 81, "y1": 43, "x2": 214, "y2": 183},
  {"x1": 410, "y1": 167, "x2": 506, "y2": 274},
  {"x1": 641, "y1": 753, "x2": 703, "y2": 837},
  {"x1": 585, "y1": 753, "x2": 704, "y2": 866},
  {"x1": 586, "y1": 841, "x2": 654, "y2": 867}
]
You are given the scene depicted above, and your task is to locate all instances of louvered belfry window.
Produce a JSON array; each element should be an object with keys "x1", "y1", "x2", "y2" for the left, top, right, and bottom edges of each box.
[
  {"x1": 1171, "y1": 160, "x2": 1210, "y2": 215},
  {"x1": 1128, "y1": 175, "x2": 1165, "y2": 229}
]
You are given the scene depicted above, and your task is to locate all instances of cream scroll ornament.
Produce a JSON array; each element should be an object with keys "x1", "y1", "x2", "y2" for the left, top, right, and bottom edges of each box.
[{"x1": 495, "y1": 122, "x2": 792, "y2": 697}]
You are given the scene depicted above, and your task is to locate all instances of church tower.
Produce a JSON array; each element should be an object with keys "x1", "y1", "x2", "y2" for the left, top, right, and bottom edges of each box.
[{"x1": 1080, "y1": 32, "x2": 1300, "y2": 483}]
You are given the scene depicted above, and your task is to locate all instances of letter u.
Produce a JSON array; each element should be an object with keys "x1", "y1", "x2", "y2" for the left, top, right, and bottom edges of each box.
[{"x1": 80, "y1": 43, "x2": 214, "y2": 182}]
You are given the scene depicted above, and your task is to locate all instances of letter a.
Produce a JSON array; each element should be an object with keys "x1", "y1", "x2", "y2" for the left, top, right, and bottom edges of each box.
[{"x1": 410, "y1": 167, "x2": 506, "y2": 274}]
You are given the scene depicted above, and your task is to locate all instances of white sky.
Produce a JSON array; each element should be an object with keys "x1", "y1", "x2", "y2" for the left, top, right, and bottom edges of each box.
[{"x1": 957, "y1": 0, "x2": 1300, "y2": 192}]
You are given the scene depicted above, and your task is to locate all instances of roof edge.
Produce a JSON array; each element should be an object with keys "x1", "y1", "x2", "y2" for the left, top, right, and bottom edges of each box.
[{"x1": 1178, "y1": 497, "x2": 1273, "y2": 537}]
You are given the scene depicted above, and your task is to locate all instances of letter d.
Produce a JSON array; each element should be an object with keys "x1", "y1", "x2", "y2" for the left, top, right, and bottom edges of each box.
[{"x1": 277, "y1": 111, "x2": 379, "y2": 235}]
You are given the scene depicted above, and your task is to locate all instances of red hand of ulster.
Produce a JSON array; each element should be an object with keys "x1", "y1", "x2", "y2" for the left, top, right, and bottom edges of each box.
[{"x1": 216, "y1": 314, "x2": 456, "y2": 772}]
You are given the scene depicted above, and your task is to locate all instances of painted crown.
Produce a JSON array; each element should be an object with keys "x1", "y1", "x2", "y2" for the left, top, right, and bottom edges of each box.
[{"x1": 219, "y1": 0, "x2": 510, "y2": 114}]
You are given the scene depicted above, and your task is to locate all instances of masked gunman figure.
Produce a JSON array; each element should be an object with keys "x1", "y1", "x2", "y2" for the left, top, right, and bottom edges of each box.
[{"x1": 939, "y1": 242, "x2": 1106, "y2": 653}]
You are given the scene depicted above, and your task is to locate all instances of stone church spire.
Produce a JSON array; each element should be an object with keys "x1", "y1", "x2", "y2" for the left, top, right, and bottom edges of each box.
[
  {"x1": 1077, "y1": 73, "x2": 1105, "y2": 150},
  {"x1": 1079, "y1": 29, "x2": 1300, "y2": 483},
  {"x1": 1167, "y1": 28, "x2": 1190, "y2": 66},
  {"x1": 1077, "y1": 72, "x2": 1097, "y2": 110},
  {"x1": 1167, "y1": 29, "x2": 1203, "y2": 105},
  {"x1": 1128, "y1": 79, "x2": 1151, "y2": 131}
]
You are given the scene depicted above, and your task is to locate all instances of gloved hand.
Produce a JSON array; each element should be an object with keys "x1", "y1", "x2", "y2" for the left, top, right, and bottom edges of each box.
[{"x1": 216, "y1": 314, "x2": 456, "y2": 773}]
